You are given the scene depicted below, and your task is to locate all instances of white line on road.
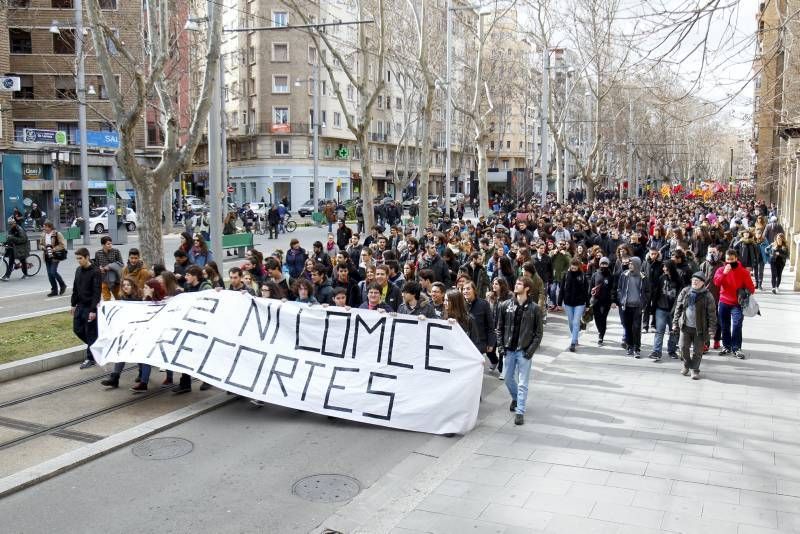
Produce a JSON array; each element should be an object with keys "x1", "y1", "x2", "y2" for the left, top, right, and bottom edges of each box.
[{"x1": 0, "y1": 290, "x2": 67, "y2": 300}]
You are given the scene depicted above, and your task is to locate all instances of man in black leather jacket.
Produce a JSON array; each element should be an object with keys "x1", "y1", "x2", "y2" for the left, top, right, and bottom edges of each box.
[{"x1": 496, "y1": 277, "x2": 544, "y2": 426}]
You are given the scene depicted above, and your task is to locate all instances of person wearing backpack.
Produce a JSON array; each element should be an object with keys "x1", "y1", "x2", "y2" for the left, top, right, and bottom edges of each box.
[{"x1": 672, "y1": 272, "x2": 717, "y2": 380}]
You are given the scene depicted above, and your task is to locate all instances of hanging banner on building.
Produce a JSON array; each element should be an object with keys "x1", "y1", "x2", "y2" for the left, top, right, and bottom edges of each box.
[{"x1": 92, "y1": 292, "x2": 484, "y2": 435}]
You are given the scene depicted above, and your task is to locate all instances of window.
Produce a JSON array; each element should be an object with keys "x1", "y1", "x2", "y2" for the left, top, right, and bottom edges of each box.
[
  {"x1": 502, "y1": 160, "x2": 509, "y2": 169},
  {"x1": 396, "y1": 97, "x2": 402, "y2": 110},
  {"x1": 231, "y1": 81, "x2": 239, "y2": 99},
  {"x1": 275, "y1": 140, "x2": 290, "y2": 155},
  {"x1": 377, "y1": 96, "x2": 383, "y2": 109},
  {"x1": 52, "y1": 0, "x2": 72, "y2": 7},
  {"x1": 229, "y1": 111, "x2": 239, "y2": 128},
  {"x1": 321, "y1": 80, "x2": 327, "y2": 96},
  {"x1": 55, "y1": 76, "x2": 76, "y2": 99},
  {"x1": 249, "y1": 45, "x2": 255, "y2": 64},
  {"x1": 9, "y1": 0, "x2": 31, "y2": 6},
  {"x1": 347, "y1": 85, "x2": 354, "y2": 101},
  {"x1": 506, "y1": 140, "x2": 511, "y2": 149},
  {"x1": 13, "y1": 75, "x2": 34, "y2": 99},
  {"x1": 53, "y1": 30, "x2": 76, "y2": 54},
  {"x1": 99, "y1": 0, "x2": 117, "y2": 8},
  {"x1": 273, "y1": 107, "x2": 289, "y2": 123},
  {"x1": 308, "y1": 46, "x2": 317, "y2": 64},
  {"x1": 14, "y1": 121, "x2": 36, "y2": 141},
  {"x1": 91, "y1": 75, "x2": 116, "y2": 100},
  {"x1": 106, "y1": 30, "x2": 119, "y2": 55},
  {"x1": 272, "y1": 43, "x2": 288, "y2": 62},
  {"x1": 377, "y1": 147, "x2": 384, "y2": 161},
  {"x1": 321, "y1": 110, "x2": 327, "y2": 126},
  {"x1": 333, "y1": 112, "x2": 341, "y2": 128},
  {"x1": 146, "y1": 121, "x2": 164, "y2": 146},
  {"x1": 272, "y1": 75, "x2": 289, "y2": 93},
  {"x1": 272, "y1": 11, "x2": 288, "y2": 27},
  {"x1": 519, "y1": 141, "x2": 523, "y2": 150},
  {"x1": 490, "y1": 140, "x2": 495, "y2": 150},
  {"x1": 10, "y1": 29, "x2": 32, "y2": 54},
  {"x1": 387, "y1": 70, "x2": 391, "y2": 82},
  {"x1": 57, "y1": 122, "x2": 79, "y2": 144}
]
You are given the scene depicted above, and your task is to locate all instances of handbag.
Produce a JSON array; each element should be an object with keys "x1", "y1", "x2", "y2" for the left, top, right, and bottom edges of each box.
[{"x1": 53, "y1": 249, "x2": 67, "y2": 261}]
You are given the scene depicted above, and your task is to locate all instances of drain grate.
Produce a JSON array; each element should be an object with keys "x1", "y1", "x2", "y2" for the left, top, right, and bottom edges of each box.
[
  {"x1": 292, "y1": 474, "x2": 361, "y2": 503},
  {"x1": 131, "y1": 437, "x2": 194, "y2": 460}
]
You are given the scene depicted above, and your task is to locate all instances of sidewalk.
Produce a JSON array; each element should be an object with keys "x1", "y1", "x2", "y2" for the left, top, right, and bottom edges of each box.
[{"x1": 324, "y1": 286, "x2": 800, "y2": 533}]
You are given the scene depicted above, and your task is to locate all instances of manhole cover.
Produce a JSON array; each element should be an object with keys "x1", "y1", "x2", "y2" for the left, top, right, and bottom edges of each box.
[
  {"x1": 131, "y1": 437, "x2": 193, "y2": 460},
  {"x1": 292, "y1": 474, "x2": 361, "y2": 503}
]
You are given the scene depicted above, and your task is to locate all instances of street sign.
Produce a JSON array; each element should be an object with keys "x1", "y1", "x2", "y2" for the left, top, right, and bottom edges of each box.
[
  {"x1": 0, "y1": 77, "x2": 20, "y2": 91},
  {"x1": 23, "y1": 128, "x2": 68, "y2": 145},
  {"x1": 227, "y1": 185, "x2": 234, "y2": 193},
  {"x1": 86, "y1": 130, "x2": 120, "y2": 149}
]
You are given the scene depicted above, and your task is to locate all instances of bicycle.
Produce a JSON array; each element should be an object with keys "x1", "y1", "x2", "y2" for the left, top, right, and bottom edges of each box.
[
  {"x1": 0, "y1": 243, "x2": 42, "y2": 279},
  {"x1": 282, "y1": 214, "x2": 297, "y2": 233}
]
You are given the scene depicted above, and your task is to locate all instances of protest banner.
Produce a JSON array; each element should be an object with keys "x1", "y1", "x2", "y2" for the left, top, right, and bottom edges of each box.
[{"x1": 92, "y1": 291, "x2": 484, "y2": 435}]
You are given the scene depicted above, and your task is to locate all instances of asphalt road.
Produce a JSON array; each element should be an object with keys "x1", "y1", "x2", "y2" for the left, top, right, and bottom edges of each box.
[
  {"x1": 0, "y1": 221, "x2": 333, "y2": 323},
  {"x1": 0, "y1": 375, "x2": 507, "y2": 534}
]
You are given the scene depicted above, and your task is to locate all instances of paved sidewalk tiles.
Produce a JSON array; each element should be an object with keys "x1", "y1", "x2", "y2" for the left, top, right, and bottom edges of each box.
[{"x1": 393, "y1": 288, "x2": 800, "y2": 533}]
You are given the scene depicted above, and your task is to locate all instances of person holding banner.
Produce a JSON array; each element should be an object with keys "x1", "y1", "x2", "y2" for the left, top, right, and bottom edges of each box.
[
  {"x1": 496, "y1": 277, "x2": 544, "y2": 426},
  {"x1": 359, "y1": 282, "x2": 392, "y2": 312}
]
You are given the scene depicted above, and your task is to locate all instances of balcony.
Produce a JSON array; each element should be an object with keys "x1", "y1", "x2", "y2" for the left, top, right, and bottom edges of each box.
[{"x1": 370, "y1": 132, "x2": 388, "y2": 142}]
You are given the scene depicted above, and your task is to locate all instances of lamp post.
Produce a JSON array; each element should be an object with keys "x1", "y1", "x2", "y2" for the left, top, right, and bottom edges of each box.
[
  {"x1": 51, "y1": 5, "x2": 91, "y2": 243},
  {"x1": 296, "y1": 61, "x2": 320, "y2": 220},
  {"x1": 539, "y1": 49, "x2": 550, "y2": 208}
]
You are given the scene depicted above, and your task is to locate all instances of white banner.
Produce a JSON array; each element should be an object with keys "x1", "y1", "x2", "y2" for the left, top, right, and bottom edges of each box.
[{"x1": 92, "y1": 291, "x2": 484, "y2": 435}]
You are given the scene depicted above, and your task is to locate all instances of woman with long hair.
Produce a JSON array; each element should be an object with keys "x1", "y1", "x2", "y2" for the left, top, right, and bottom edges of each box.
[
  {"x1": 485, "y1": 277, "x2": 511, "y2": 377},
  {"x1": 188, "y1": 233, "x2": 214, "y2": 267},
  {"x1": 160, "y1": 271, "x2": 183, "y2": 296},
  {"x1": 259, "y1": 280, "x2": 284, "y2": 300},
  {"x1": 100, "y1": 277, "x2": 143, "y2": 390},
  {"x1": 203, "y1": 262, "x2": 225, "y2": 288},
  {"x1": 650, "y1": 261, "x2": 680, "y2": 360},
  {"x1": 767, "y1": 233, "x2": 789, "y2": 293},
  {"x1": 178, "y1": 231, "x2": 193, "y2": 254},
  {"x1": 496, "y1": 255, "x2": 517, "y2": 288},
  {"x1": 118, "y1": 278, "x2": 169, "y2": 392},
  {"x1": 562, "y1": 258, "x2": 589, "y2": 352},
  {"x1": 444, "y1": 289, "x2": 475, "y2": 341}
]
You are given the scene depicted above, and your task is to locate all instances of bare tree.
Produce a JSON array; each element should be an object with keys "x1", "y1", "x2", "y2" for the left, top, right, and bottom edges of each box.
[
  {"x1": 84, "y1": 0, "x2": 222, "y2": 265},
  {"x1": 451, "y1": 1, "x2": 518, "y2": 217},
  {"x1": 282, "y1": 0, "x2": 386, "y2": 231}
]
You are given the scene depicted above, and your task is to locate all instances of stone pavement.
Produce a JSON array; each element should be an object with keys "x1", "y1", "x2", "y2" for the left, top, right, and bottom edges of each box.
[{"x1": 327, "y1": 282, "x2": 800, "y2": 533}]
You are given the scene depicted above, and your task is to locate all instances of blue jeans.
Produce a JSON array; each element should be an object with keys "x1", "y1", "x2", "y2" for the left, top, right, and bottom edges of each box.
[
  {"x1": 718, "y1": 302, "x2": 743, "y2": 351},
  {"x1": 45, "y1": 259, "x2": 65, "y2": 292},
  {"x1": 564, "y1": 304, "x2": 585, "y2": 345},
  {"x1": 504, "y1": 349, "x2": 532, "y2": 415},
  {"x1": 652, "y1": 308, "x2": 678, "y2": 355}
]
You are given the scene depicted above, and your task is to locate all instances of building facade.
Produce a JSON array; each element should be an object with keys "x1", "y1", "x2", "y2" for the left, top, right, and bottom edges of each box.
[{"x1": 0, "y1": 0, "x2": 146, "y2": 232}]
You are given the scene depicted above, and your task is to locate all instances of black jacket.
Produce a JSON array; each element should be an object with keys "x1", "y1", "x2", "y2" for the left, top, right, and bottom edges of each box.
[
  {"x1": 467, "y1": 297, "x2": 496, "y2": 353},
  {"x1": 589, "y1": 269, "x2": 613, "y2": 305},
  {"x1": 653, "y1": 274, "x2": 679, "y2": 311},
  {"x1": 533, "y1": 254, "x2": 553, "y2": 284},
  {"x1": 496, "y1": 298, "x2": 544, "y2": 359},
  {"x1": 71, "y1": 264, "x2": 101, "y2": 312},
  {"x1": 333, "y1": 278, "x2": 361, "y2": 307},
  {"x1": 562, "y1": 270, "x2": 589, "y2": 307},
  {"x1": 423, "y1": 254, "x2": 451, "y2": 287}
]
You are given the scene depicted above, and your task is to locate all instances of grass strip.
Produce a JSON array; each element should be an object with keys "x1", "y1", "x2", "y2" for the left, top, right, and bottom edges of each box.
[{"x1": 0, "y1": 312, "x2": 80, "y2": 364}]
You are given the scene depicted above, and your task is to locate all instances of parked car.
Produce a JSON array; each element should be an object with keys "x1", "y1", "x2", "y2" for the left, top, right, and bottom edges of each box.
[
  {"x1": 449, "y1": 193, "x2": 465, "y2": 204},
  {"x1": 427, "y1": 195, "x2": 440, "y2": 207},
  {"x1": 297, "y1": 200, "x2": 316, "y2": 217},
  {"x1": 73, "y1": 207, "x2": 138, "y2": 234}
]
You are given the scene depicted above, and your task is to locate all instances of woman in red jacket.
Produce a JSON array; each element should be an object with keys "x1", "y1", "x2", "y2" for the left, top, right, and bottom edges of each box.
[{"x1": 713, "y1": 249, "x2": 755, "y2": 359}]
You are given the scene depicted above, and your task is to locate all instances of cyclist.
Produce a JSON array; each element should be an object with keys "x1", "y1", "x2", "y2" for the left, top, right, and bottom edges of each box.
[{"x1": 2, "y1": 217, "x2": 30, "y2": 280}]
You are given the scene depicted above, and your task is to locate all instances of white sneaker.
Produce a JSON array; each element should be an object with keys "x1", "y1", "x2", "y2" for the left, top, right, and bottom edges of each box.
[{"x1": 691, "y1": 369, "x2": 700, "y2": 380}]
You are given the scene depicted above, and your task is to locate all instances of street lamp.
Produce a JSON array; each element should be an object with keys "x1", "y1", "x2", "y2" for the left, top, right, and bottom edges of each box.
[
  {"x1": 295, "y1": 63, "x2": 321, "y2": 219},
  {"x1": 50, "y1": 3, "x2": 91, "y2": 245}
]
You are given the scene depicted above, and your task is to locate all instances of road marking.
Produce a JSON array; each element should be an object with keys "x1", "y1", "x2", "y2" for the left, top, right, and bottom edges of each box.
[{"x1": 0, "y1": 290, "x2": 65, "y2": 300}]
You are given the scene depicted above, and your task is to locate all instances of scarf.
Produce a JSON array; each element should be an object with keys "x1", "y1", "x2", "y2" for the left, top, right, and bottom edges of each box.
[
  {"x1": 326, "y1": 241, "x2": 336, "y2": 251},
  {"x1": 688, "y1": 288, "x2": 701, "y2": 306}
]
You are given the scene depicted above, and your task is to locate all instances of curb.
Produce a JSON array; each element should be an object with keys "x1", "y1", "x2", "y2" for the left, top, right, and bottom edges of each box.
[
  {"x1": 0, "y1": 393, "x2": 236, "y2": 500},
  {"x1": 0, "y1": 306, "x2": 71, "y2": 325},
  {"x1": 0, "y1": 346, "x2": 85, "y2": 384}
]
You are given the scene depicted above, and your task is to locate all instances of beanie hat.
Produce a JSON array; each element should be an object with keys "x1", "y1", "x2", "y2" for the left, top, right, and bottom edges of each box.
[{"x1": 691, "y1": 271, "x2": 706, "y2": 283}]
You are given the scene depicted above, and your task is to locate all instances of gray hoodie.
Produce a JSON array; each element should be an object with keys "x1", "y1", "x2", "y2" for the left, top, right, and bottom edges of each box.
[{"x1": 617, "y1": 256, "x2": 648, "y2": 308}]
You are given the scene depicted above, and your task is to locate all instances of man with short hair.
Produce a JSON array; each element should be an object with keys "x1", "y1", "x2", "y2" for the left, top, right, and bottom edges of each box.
[
  {"x1": 264, "y1": 256, "x2": 291, "y2": 299},
  {"x1": 496, "y1": 277, "x2": 544, "y2": 426},
  {"x1": 430, "y1": 282, "x2": 446, "y2": 318},
  {"x1": 95, "y1": 236, "x2": 123, "y2": 300},
  {"x1": 333, "y1": 263, "x2": 360, "y2": 306},
  {"x1": 421, "y1": 242, "x2": 451, "y2": 286},
  {"x1": 311, "y1": 262, "x2": 334, "y2": 304},
  {"x1": 184, "y1": 265, "x2": 212, "y2": 292},
  {"x1": 359, "y1": 282, "x2": 393, "y2": 312},
  {"x1": 228, "y1": 266, "x2": 255, "y2": 295},
  {"x1": 713, "y1": 248, "x2": 755, "y2": 359},
  {"x1": 374, "y1": 264, "x2": 402, "y2": 311},
  {"x1": 71, "y1": 248, "x2": 101, "y2": 369},
  {"x1": 122, "y1": 248, "x2": 151, "y2": 290},
  {"x1": 398, "y1": 281, "x2": 436, "y2": 318}
]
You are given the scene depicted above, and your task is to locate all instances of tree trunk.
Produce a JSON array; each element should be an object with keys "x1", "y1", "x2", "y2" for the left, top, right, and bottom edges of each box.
[
  {"x1": 358, "y1": 135, "x2": 375, "y2": 230},
  {"x1": 134, "y1": 180, "x2": 165, "y2": 267},
  {"x1": 476, "y1": 134, "x2": 490, "y2": 217},
  {"x1": 585, "y1": 180, "x2": 596, "y2": 202}
]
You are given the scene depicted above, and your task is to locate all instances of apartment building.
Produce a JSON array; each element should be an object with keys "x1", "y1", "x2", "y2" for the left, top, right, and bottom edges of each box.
[
  {"x1": 190, "y1": 0, "x2": 490, "y2": 209},
  {"x1": 0, "y1": 0, "x2": 146, "y2": 230}
]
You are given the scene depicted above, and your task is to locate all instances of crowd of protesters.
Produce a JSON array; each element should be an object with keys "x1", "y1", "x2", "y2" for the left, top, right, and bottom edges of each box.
[{"x1": 65, "y1": 188, "x2": 783, "y2": 427}]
